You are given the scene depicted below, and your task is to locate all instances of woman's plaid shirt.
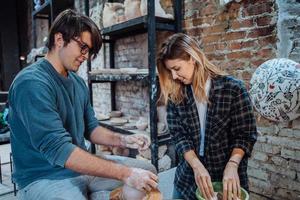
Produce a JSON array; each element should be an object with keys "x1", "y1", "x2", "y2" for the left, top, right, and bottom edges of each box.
[{"x1": 167, "y1": 76, "x2": 257, "y2": 200}]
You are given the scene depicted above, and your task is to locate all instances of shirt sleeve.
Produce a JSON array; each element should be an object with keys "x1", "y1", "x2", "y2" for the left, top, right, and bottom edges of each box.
[
  {"x1": 230, "y1": 81, "x2": 258, "y2": 157},
  {"x1": 167, "y1": 102, "x2": 195, "y2": 160},
  {"x1": 10, "y1": 80, "x2": 76, "y2": 167},
  {"x1": 83, "y1": 98, "x2": 99, "y2": 140}
]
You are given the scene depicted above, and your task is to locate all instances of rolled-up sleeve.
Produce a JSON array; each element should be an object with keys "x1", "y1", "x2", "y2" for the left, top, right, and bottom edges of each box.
[
  {"x1": 167, "y1": 102, "x2": 194, "y2": 159},
  {"x1": 230, "y1": 82, "x2": 257, "y2": 157},
  {"x1": 11, "y1": 80, "x2": 76, "y2": 167}
]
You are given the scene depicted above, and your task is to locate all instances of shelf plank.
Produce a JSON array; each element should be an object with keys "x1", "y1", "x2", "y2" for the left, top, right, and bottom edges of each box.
[
  {"x1": 89, "y1": 70, "x2": 149, "y2": 82},
  {"x1": 98, "y1": 121, "x2": 171, "y2": 145},
  {"x1": 102, "y1": 16, "x2": 175, "y2": 39}
]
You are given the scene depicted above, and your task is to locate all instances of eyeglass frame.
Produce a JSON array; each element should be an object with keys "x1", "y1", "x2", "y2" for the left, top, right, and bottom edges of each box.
[{"x1": 72, "y1": 37, "x2": 92, "y2": 55}]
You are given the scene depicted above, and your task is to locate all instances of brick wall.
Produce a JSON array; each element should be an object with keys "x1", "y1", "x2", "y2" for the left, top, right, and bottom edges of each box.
[
  {"x1": 74, "y1": 0, "x2": 300, "y2": 199},
  {"x1": 184, "y1": 0, "x2": 277, "y2": 87}
]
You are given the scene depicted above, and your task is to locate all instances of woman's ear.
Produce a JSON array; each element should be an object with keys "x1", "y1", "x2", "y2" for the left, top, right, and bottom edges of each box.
[{"x1": 190, "y1": 57, "x2": 196, "y2": 65}]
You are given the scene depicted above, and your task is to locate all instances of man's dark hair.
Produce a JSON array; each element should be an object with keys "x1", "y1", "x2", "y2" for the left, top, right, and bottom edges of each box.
[{"x1": 46, "y1": 9, "x2": 102, "y2": 59}]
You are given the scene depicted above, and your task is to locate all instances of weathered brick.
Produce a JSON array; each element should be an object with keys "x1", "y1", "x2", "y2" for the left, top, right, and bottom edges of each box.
[
  {"x1": 253, "y1": 142, "x2": 281, "y2": 154},
  {"x1": 276, "y1": 188, "x2": 300, "y2": 200},
  {"x1": 254, "y1": 48, "x2": 276, "y2": 58},
  {"x1": 271, "y1": 156, "x2": 288, "y2": 166},
  {"x1": 248, "y1": 159, "x2": 261, "y2": 168},
  {"x1": 266, "y1": 135, "x2": 300, "y2": 150},
  {"x1": 248, "y1": 25, "x2": 276, "y2": 38},
  {"x1": 223, "y1": 31, "x2": 247, "y2": 41},
  {"x1": 202, "y1": 34, "x2": 222, "y2": 44},
  {"x1": 206, "y1": 53, "x2": 226, "y2": 61},
  {"x1": 251, "y1": 59, "x2": 267, "y2": 67},
  {"x1": 249, "y1": 192, "x2": 271, "y2": 200},
  {"x1": 256, "y1": 15, "x2": 274, "y2": 26},
  {"x1": 253, "y1": 151, "x2": 269, "y2": 161},
  {"x1": 231, "y1": 19, "x2": 254, "y2": 29},
  {"x1": 242, "y1": 2, "x2": 274, "y2": 17},
  {"x1": 281, "y1": 148, "x2": 300, "y2": 161},
  {"x1": 203, "y1": 44, "x2": 215, "y2": 53},
  {"x1": 216, "y1": 11, "x2": 239, "y2": 22},
  {"x1": 257, "y1": 126, "x2": 279, "y2": 136},
  {"x1": 215, "y1": 42, "x2": 228, "y2": 51},
  {"x1": 227, "y1": 51, "x2": 252, "y2": 59},
  {"x1": 201, "y1": 4, "x2": 217, "y2": 16},
  {"x1": 186, "y1": 28, "x2": 203, "y2": 38},
  {"x1": 270, "y1": 173, "x2": 300, "y2": 191},
  {"x1": 257, "y1": 35, "x2": 277, "y2": 46},
  {"x1": 262, "y1": 162, "x2": 296, "y2": 179},
  {"x1": 249, "y1": 177, "x2": 274, "y2": 196},
  {"x1": 230, "y1": 40, "x2": 257, "y2": 50},
  {"x1": 279, "y1": 128, "x2": 300, "y2": 139},
  {"x1": 202, "y1": 23, "x2": 229, "y2": 35},
  {"x1": 289, "y1": 160, "x2": 300, "y2": 172},
  {"x1": 248, "y1": 167, "x2": 269, "y2": 180},
  {"x1": 292, "y1": 118, "x2": 300, "y2": 130},
  {"x1": 192, "y1": 17, "x2": 214, "y2": 26}
]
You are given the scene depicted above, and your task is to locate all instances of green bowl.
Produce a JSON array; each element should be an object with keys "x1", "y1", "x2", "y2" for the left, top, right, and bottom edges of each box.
[{"x1": 195, "y1": 182, "x2": 249, "y2": 200}]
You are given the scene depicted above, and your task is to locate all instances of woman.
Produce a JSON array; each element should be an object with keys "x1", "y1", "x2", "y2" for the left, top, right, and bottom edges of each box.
[{"x1": 157, "y1": 33, "x2": 257, "y2": 200}]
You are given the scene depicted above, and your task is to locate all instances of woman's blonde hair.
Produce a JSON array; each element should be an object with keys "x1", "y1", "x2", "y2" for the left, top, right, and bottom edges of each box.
[{"x1": 157, "y1": 33, "x2": 227, "y2": 105}]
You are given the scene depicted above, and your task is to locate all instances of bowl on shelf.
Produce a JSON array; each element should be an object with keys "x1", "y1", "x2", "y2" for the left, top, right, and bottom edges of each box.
[
  {"x1": 110, "y1": 110, "x2": 122, "y2": 118},
  {"x1": 96, "y1": 113, "x2": 110, "y2": 121},
  {"x1": 136, "y1": 121, "x2": 148, "y2": 130},
  {"x1": 109, "y1": 118, "x2": 128, "y2": 126},
  {"x1": 195, "y1": 182, "x2": 249, "y2": 200}
]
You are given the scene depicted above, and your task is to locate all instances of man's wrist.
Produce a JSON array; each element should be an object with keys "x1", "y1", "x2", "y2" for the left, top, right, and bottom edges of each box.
[
  {"x1": 115, "y1": 133, "x2": 124, "y2": 147},
  {"x1": 120, "y1": 165, "x2": 132, "y2": 181}
]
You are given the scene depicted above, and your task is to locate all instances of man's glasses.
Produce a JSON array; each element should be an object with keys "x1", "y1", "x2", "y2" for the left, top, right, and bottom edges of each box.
[{"x1": 72, "y1": 38, "x2": 91, "y2": 55}]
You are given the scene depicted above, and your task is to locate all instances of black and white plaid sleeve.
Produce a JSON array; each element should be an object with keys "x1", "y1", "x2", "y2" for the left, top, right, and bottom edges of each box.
[
  {"x1": 167, "y1": 102, "x2": 195, "y2": 159},
  {"x1": 229, "y1": 81, "x2": 257, "y2": 157}
]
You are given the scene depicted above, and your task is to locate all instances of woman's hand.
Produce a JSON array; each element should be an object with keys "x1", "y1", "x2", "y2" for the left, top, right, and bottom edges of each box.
[
  {"x1": 222, "y1": 161, "x2": 241, "y2": 200},
  {"x1": 193, "y1": 164, "x2": 215, "y2": 200}
]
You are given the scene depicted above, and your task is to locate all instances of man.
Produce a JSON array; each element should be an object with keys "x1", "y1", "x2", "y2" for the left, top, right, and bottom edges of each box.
[{"x1": 8, "y1": 9, "x2": 157, "y2": 200}]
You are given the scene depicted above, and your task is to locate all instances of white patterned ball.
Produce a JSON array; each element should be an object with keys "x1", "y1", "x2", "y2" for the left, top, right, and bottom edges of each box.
[{"x1": 249, "y1": 58, "x2": 300, "y2": 122}]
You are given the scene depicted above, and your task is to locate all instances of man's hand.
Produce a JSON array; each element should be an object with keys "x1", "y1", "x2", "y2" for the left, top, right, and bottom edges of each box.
[
  {"x1": 120, "y1": 134, "x2": 150, "y2": 150},
  {"x1": 123, "y1": 168, "x2": 158, "y2": 192}
]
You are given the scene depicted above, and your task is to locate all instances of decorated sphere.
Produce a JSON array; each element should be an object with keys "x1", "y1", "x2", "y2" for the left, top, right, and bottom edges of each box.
[{"x1": 249, "y1": 58, "x2": 300, "y2": 122}]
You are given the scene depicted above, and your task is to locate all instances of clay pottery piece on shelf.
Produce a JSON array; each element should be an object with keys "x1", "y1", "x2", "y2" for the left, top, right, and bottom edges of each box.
[
  {"x1": 138, "y1": 144, "x2": 167, "y2": 159},
  {"x1": 120, "y1": 67, "x2": 138, "y2": 74},
  {"x1": 110, "y1": 110, "x2": 122, "y2": 118},
  {"x1": 136, "y1": 116, "x2": 148, "y2": 130},
  {"x1": 140, "y1": 0, "x2": 173, "y2": 19},
  {"x1": 96, "y1": 113, "x2": 110, "y2": 121},
  {"x1": 123, "y1": 122, "x2": 137, "y2": 130},
  {"x1": 124, "y1": 0, "x2": 141, "y2": 21},
  {"x1": 136, "y1": 122, "x2": 148, "y2": 130},
  {"x1": 158, "y1": 154, "x2": 171, "y2": 172},
  {"x1": 157, "y1": 122, "x2": 166, "y2": 133},
  {"x1": 103, "y1": 3, "x2": 124, "y2": 27},
  {"x1": 109, "y1": 118, "x2": 128, "y2": 126}
]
